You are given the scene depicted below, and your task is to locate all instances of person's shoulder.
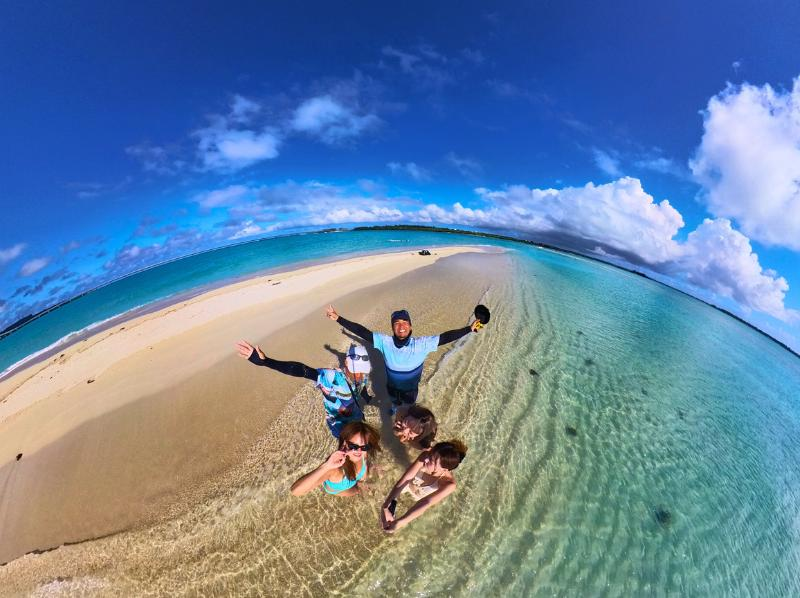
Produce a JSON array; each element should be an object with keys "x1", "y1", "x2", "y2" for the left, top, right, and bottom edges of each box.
[
  {"x1": 317, "y1": 368, "x2": 336, "y2": 382},
  {"x1": 373, "y1": 332, "x2": 390, "y2": 347}
]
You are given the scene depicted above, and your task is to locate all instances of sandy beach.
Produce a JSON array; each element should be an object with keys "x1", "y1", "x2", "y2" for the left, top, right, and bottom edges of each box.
[{"x1": 0, "y1": 246, "x2": 507, "y2": 568}]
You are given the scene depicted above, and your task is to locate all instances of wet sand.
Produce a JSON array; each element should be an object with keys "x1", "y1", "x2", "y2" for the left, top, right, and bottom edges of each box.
[{"x1": 0, "y1": 247, "x2": 506, "y2": 571}]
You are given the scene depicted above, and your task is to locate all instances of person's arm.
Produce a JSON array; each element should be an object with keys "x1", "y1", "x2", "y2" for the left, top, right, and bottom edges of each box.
[
  {"x1": 380, "y1": 455, "x2": 425, "y2": 527},
  {"x1": 236, "y1": 340, "x2": 317, "y2": 381},
  {"x1": 385, "y1": 481, "x2": 457, "y2": 532},
  {"x1": 326, "y1": 305, "x2": 374, "y2": 344},
  {"x1": 290, "y1": 451, "x2": 346, "y2": 496},
  {"x1": 437, "y1": 325, "x2": 472, "y2": 346}
]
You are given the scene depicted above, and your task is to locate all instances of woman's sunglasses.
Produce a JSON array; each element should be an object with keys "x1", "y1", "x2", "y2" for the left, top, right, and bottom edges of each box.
[
  {"x1": 347, "y1": 354, "x2": 370, "y2": 361},
  {"x1": 344, "y1": 441, "x2": 371, "y2": 452}
]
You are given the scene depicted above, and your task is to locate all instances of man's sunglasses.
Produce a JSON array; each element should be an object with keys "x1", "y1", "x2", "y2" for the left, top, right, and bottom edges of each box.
[
  {"x1": 344, "y1": 441, "x2": 371, "y2": 452},
  {"x1": 347, "y1": 354, "x2": 370, "y2": 361}
]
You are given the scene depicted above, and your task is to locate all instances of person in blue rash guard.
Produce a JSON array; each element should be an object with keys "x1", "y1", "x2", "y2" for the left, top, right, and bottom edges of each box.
[
  {"x1": 236, "y1": 340, "x2": 372, "y2": 438},
  {"x1": 325, "y1": 305, "x2": 484, "y2": 410}
]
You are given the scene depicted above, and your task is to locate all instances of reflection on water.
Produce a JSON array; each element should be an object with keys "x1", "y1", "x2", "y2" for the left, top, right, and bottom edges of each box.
[{"x1": 4, "y1": 247, "x2": 800, "y2": 597}]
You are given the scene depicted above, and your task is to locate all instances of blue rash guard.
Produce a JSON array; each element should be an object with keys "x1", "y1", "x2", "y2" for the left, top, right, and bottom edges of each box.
[
  {"x1": 372, "y1": 333, "x2": 439, "y2": 392},
  {"x1": 335, "y1": 316, "x2": 472, "y2": 404},
  {"x1": 248, "y1": 350, "x2": 366, "y2": 437},
  {"x1": 315, "y1": 368, "x2": 367, "y2": 437}
]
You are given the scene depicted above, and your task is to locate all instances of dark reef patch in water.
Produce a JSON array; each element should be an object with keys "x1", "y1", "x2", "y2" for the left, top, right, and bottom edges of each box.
[
  {"x1": 653, "y1": 506, "x2": 672, "y2": 527},
  {"x1": 565, "y1": 425, "x2": 578, "y2": 437},
  {"x1": 584, "y1": 358, "x2": 595, "y2": 366},
  {"x1": 641, "y1": 388, "x2": 648, "y2": 396}
]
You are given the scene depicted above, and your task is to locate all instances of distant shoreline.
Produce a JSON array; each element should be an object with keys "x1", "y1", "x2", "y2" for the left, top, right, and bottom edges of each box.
[{"x1": 3, "y1": 224, "x2": 797, "y2": 361}]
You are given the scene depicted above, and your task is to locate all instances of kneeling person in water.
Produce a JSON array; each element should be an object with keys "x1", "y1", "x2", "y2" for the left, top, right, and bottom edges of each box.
[
  {"x1": 380, "y1": 440, "x2": 467, "y2": 532},
  {"x1": 393, "y1": 404, "x2": 438, "y2": 449},
  {"x1": 236, "y1": 340, "x2": 372, "y2": 438},
  {"x1": 291, "y1": 421, "x2": 381, "y2": 497},
  {"x1": 326, "y1": 306, "x2": 485, "y2": 409}
]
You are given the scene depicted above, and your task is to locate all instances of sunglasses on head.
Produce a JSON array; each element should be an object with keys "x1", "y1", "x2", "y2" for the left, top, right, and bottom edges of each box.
[{"x1": 344, "y1": 440, "x2": 371, "y2": 452}]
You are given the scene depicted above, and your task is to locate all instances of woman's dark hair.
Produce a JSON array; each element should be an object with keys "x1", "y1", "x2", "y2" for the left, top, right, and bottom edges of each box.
[
  {"x1": 431, "y1": 440, "x2": 467, "y2": 470},
  {"x1": 403, "y1": 405, "x2": 438, "y2": 448},
  {"x1": 337, "y1": 421, "x2": 381, "y2": 481}
]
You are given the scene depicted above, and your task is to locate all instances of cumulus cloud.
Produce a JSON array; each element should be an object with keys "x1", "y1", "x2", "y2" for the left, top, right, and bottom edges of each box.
[
  {"x1": 387, "y1": 161, "x2": 432, "y2": 182},
  {"x1": 409, "y1": 178, "x2": 794, "y2": 321},
  {"x1": 677, "y1": 218, "x2": 795, "y2": 321},
  {"x1": 19, "y1": 257, "x2": 51, "y2": 277},
  {"x1": 291, "y1": 95, "x2": 379, "y2": 144},
  {"x1": 0, "y1": 243, "x2": 26, "y2": 265},
  {"x1": 691, "y1": 77, "x2": 800, "y2": 249},
  {"x1": 465, "y1": 178, "x2": 683, "y2": 263},
  {"x1": 192, "y1": 95, "x2": 281, "y2": 172}
]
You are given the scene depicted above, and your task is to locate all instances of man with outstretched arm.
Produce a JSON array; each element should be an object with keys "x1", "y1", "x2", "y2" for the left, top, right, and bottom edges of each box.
[
  {"x1": 325, "y1": 305, "x2": 488, "y2": 411},
  {"x1": 236, "y1": 340, "x2": 372, "y2": 438}
]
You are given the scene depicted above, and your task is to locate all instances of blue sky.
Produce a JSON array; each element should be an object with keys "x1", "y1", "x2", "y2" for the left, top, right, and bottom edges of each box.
[{"x1": 2, "y1": 1, "x2": 800, "y2": 350}]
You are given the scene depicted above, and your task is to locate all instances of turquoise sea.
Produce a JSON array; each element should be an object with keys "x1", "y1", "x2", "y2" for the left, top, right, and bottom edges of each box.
[{"x1": 2, "y1": 230, "x2": 800, "y2": 596}]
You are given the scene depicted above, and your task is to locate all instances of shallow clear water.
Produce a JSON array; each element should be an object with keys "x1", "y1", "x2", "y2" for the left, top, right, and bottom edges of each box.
[{"x1": 3, "y1": 234, "x2": 800, "y2": 597}]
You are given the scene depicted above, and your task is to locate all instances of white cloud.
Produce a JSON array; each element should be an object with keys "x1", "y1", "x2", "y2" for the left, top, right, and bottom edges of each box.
[
  {"x1": 230, "y1": 94, "x2": 260, "y2": 123},
  {"x1": 691, "y1": 77, "x2": 800, "y2": 249},
  {"x1": 409, "y1": 178, "x2": 794, "y2": 321},
  {"x1": 387, "y1": 161, "x2": 432, "y2": 182},
  {"x1": 445, "y1": 152, "x2": 483, "y2": 178},
  {"x1": 678, "y1": 218, "x2": 795, "y2": 321},
  {"x1": 193, "y1": 95, "x2": 281, "y2": 172},
  {"x1": 593, "y1": 148, "x2": 623, "y2": 178},
  {"x1": 19, "y1": 257, "x2": 51, "y2": 277},
  {"x1": 468, "y1": 178, "x2": 684, "y2": 264},
  {"x1": 193, "y1": 185, "x2": 251, "y2": 209},
  {"x1": 291, "y1": 95, "x2": 379, "y2": 144},
  {"x1": 0, "y1": 243, "x2": 25, "y2": 265},
  {"x1": 196, "y1": 125, "x2": 281, "y2": 172}
]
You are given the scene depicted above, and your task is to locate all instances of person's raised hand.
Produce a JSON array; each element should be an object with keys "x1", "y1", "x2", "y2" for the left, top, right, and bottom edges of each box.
[
  {"x1": 236, "y1": 340, "x2": 265, "y2": 360},
  {"x1": 324, "y1": 450, "x2": 347, "y2": 470},
  {"x1": 325, "y1": 304, "x2": 339, "y2": 321}
]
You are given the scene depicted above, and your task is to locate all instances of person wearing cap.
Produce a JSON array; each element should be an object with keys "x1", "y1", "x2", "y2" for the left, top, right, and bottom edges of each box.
[
  {"x1": 324, "y1": 305, "x2": 485, "y2": 409},
  {"x1": 235, "y1": 339, "x2": 372, "y2": 438}
]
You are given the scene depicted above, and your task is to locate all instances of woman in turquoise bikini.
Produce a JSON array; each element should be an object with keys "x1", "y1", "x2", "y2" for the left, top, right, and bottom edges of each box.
[{"x1": 291, "y1": 421, "x2": 381, "y2": 497}]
